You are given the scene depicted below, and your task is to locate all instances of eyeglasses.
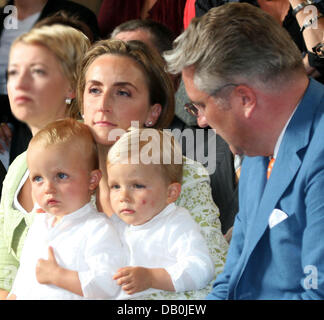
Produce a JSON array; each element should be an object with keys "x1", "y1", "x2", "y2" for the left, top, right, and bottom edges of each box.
[
  {"x1": 184, "y1": 83, "x2": 238, "y2": 117},
  {"x1": 184, "y1": 102, "x2": 200, "y2": 117}
]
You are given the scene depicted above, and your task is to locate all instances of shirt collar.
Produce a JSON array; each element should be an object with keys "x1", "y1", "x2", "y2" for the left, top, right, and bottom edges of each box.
[
  {"x1": 128, "y1": 202, "x2": 176, "y2": 230},
  {"x1": 273, "y1": 102, "x2": 299, "y2": 159},
  {"x1": 44, "y1": 202, "x2": 93, "y2": 229}
]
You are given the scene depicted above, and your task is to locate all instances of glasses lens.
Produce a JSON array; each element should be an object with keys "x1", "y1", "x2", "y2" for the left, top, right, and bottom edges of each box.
[{"x1": 184, "y1": 103, "x2": 198, "y2": 116}]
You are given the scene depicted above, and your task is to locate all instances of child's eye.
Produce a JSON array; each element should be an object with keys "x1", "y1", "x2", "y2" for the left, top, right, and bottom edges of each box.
[
  {"x1": 57, "y1": 172, "x2": 68, "y2": 180},
  {"x1": 110, "y1": 184, "x2": 120, "y2": 189},
  {"x1": 32, "y1": 176, "x2": 43, "y2": 183},
  {"x1": 134, "y1": 184, "x2": 145, "y2": 189}
]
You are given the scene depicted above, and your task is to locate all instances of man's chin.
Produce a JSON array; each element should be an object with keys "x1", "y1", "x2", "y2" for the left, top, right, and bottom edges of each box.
[{"x1": 229, "y1": 144, "x2": 244, "y2": 156}]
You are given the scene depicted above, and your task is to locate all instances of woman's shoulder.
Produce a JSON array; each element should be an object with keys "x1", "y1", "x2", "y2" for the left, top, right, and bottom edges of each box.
[
  {"x1": 1, "y1": 151, "x2": 29, "y2": 228},
  {"x1": 1, "y1": 152, "x2": 28, "y2": 205},
  {"x1": 182, "y1": 156, "x2": 210, "y2": 186},
  {"x1": 0, "y1": 152, "x2": 30, "y2": 263},
  {"x1": 177, "y1": 157, "x2": 214, "y2": 211},
  {"x1": 6, "y1": 152, "x2": 27, "y2": 175}
]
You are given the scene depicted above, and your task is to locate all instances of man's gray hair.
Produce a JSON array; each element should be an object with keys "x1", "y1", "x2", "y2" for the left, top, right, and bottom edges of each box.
[{"x1": 164, "y1": 3, "x2": 304, "y2": 95}]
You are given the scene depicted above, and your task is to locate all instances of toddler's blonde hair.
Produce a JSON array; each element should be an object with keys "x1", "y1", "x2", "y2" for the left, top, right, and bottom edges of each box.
[{"x1": 107, "y1": 127, "x2": 183, "y2": 183}]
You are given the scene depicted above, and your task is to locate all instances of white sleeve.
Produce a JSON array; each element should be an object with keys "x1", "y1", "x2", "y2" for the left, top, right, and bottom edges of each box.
[
  {"x1": 164, "y1": 210, "x2": 215, "y2": 292},
  {"x1": 78, "y1": 218, "x2": 125, "y2": 299}
]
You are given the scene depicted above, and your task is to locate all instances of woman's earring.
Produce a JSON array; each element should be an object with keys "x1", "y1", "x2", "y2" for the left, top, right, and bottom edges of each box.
[
  {"x1": 65, "y1": 97, "x2": 72, "y2": 105},
  {"x1": 146, "y1": 120, "x2": 153, "y2": 127}
]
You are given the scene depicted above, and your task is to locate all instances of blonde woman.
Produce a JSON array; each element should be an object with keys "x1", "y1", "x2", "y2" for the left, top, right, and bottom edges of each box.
[{"x1": 0, "y1": 24, "x2": 90, "y2": 299}]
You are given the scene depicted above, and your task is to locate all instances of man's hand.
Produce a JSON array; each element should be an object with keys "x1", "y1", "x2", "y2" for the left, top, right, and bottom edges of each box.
[{"x1": 113, "y1": 266, "x2": 152, "y2": 295}]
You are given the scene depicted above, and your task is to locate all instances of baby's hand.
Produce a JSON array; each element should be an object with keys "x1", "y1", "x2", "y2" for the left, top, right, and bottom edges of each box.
[
  {"x1": 113, "y1": 266, "x2": 152, "y2": 295},
  {"x1": 36, "y1": 246, "x2": 59, "y2": 284}
]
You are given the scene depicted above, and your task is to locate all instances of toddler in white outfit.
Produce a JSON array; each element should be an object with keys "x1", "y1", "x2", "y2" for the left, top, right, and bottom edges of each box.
[
  {"x1": 8, "y1": 119, "x2": 125, "y2": 300},
  {"x1": 108, "y1": 127, "x2": 214, "y2": 299}
]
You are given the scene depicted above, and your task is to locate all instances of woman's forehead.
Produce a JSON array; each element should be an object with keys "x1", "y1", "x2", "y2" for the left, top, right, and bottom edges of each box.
[{"x1": 85, "y1": 54, "x2": 148, "y2": 87}]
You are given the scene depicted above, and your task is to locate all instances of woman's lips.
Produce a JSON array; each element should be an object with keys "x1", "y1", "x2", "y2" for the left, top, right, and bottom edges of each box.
[
  {"x1": 94, "y1": 120, "x2": 117, "y2": 127},
  {"x1": 14, "y1": 95, "x2": 32, "y2": 104}
]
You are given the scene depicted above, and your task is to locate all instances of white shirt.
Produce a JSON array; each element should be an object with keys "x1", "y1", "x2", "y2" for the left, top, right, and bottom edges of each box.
[
  {"x1": 273, "y1": 104, "x2": 299, "y2": 159},
  {"x1": 11, "y1": 203, "x2": 125, "y2": 300},
  {"x1": 111, "y1": 203, "x2": 214, "y2": 300}
]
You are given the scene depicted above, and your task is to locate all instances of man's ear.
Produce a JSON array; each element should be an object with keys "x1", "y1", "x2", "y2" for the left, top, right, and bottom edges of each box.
[
  {"x1": 145, "y1": 103, "x2": 162, "y2": 127},
  {"x1": 166, "y1": 182, "x2": 182, "y2": 204},
  {"x1": 89, "y1": 169, "x2": 102, "y2": 192},
  {"x1": 235, "y1": 85, "x2": 257, "y2": 119}
]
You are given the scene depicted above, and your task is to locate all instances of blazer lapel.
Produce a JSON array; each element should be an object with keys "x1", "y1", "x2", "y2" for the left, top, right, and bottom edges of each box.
[
  {"x1": 242, "y1": 78, "x2": 323, "y2": 262},
  {"x1": 243, "y1": 156, "x2": 268, "y2": 213}
]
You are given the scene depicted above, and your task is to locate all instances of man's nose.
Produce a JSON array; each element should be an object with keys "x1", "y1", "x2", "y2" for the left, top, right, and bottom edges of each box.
[{"x1": 197, "y1": 110, "x2": 209, "y2": 128}]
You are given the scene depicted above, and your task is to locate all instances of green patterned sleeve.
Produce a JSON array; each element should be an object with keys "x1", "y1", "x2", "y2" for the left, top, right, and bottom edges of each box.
[{"x1": 176, "y1": 159, "x2": 228, "y2": 275}]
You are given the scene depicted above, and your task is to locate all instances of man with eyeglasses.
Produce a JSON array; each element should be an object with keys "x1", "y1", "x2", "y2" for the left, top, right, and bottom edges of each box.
[{"x1": 164, "y1": 3, "x2": 324, "y2": 299}]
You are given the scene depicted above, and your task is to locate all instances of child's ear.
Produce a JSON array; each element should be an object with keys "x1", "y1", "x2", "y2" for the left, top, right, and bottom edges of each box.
[
  {"x1": 89, "y1": 169, "x2": 102, "y2": 192},
  {"x1": 166, "y1": 182, "x2": 181, "y2": 204}
]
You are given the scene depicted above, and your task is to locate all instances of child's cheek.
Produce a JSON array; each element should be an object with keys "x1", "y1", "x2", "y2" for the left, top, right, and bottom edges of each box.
[
  {"x1": 150, "y1": 200, "x2": 156, "y2": 207},
  {"x1": 141, "y1": 199, "x2": 155, "y2": 209},
  {"x1": 34, "y1": 190, "x2": 43, "y2": 206}
]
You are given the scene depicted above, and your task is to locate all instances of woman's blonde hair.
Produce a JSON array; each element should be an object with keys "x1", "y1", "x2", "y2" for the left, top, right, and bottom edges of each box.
[
  {"x1": 11, "y1": 24, "x2": 90, "y2": 119},
  {"x1": 77, "y1": 39, "x2": 175, "y2": 128},
  {"x1": 107, "y1": 127, "x2": 183, "y2": 183}
]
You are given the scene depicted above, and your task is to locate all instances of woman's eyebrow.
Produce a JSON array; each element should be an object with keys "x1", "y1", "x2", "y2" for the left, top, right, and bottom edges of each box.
[
  {"x1": 85, "y1": 80, "x2": 139, "y2": 92},
  {"x1": 113, "y1": 81, "x2": 139, "y2": 92},
  {"x1": 85, "y1": 79, "x2": 102, "y2": 86}
]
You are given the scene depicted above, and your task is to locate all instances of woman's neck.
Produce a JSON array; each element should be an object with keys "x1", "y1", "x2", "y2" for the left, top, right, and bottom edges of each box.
[
  {"x1": 97, "y1": 143, "x2": 111, "y2": 183},
  {"x1": 29, "y1": 108, "x2": 68, "y2": 136},
  {"x1": 96, "y1": 144, "x2": 114, "y2": 216}
]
